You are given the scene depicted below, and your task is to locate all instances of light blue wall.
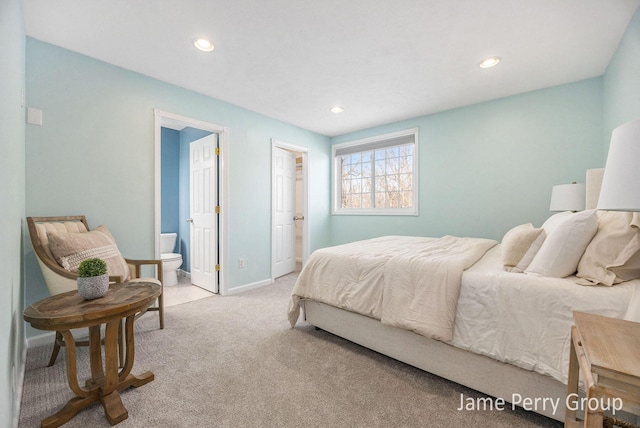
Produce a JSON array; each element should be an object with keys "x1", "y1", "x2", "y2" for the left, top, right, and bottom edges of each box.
[
  {"x1": 24, "y1": 38, "x2": 332, "y2": 327},
  {"x1": 330, "y1": 78, "x2": 604, "y2": 244},
  {"x1": 603, "y1": 7, "x2": 640, "y2": 153},
  {"x1": 0, "y1": 0, "x2": 26, "y2": 425},
  {"x1": 178, "y1": 127, "x2": 213, "y2": 272},
  {"x1": 329, "y1": 8, "x2": 640, "y2": 246},
  {"x1": 161, "y1": 127, "x2": 180, "y2": 236},
  {"x1": 18, "y1": 7, "x2": 640, "y2": 342}
]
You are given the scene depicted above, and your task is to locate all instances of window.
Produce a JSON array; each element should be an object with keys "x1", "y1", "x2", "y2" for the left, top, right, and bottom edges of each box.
[{"x1": 333, "y1": 128, "x2": 418, "y2": 215}]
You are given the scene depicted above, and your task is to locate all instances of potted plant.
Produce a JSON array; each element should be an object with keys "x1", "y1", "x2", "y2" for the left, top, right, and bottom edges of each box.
[{"x1": 77, "y1": 258, "x2": 109, "y2": 299}]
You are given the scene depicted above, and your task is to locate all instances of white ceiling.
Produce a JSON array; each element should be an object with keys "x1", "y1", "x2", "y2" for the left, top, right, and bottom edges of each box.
[{"x1": 21, "y1": 0, "x2": 640, "y2": 137}]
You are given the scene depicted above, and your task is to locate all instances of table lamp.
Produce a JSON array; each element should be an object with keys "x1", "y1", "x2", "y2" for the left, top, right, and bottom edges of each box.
[
  {"x1": 549, "y1": 182, "x2": 586, "y2": 212},
  {"x1": 598, "y1": 118, "x2": 640, "y2": 212}
]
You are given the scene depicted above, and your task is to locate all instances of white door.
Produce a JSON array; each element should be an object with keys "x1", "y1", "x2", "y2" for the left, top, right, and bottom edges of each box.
[
  {"x1": 272, "y1": 147, "x2": 296, "y2": 278},
  {"x1": 190, "y1": 134, "x2": 218, "y2": 293}
]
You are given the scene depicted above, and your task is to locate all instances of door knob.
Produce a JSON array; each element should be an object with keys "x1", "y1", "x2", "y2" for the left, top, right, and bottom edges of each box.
[
  {"x1": 293, "y1": 216, "x2": 304, "y2": 221},
  {"x1": 186, "y1": 218, "x2": 194, "y2": 223}
]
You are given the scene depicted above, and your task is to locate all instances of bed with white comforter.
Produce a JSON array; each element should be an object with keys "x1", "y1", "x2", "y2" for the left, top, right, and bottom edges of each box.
[
  {"x1": 288, "y1": 201, "x2": 640, "y2": 421},
  {"x1": 289, "y1": 234, "x2": 640, "y2": 385}
]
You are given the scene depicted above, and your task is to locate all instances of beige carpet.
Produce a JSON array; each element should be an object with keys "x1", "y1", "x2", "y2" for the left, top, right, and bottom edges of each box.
[{"x1": 18, "y1": 272, "x2": 561, "y2": 427}]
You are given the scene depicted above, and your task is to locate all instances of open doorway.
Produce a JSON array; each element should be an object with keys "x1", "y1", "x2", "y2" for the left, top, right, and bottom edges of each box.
[
  {"x1": 154, "y1": 109, "x2": 229, "y2": 295},
  {"x1": 271, "y1": 139, "x2": 310, "y2": 280}
]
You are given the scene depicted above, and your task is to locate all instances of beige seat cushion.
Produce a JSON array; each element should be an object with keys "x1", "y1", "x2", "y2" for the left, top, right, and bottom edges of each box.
[
  {"x1": 129, "y1": 277, "x2": 161, "y2": 286},
  {"x1": 47, "y1": 224, "x2": 130, "y2": 282}
]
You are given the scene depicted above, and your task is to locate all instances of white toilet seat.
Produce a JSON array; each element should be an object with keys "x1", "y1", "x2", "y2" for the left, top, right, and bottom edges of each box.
[{"x1": 161, "y1": 253, "x2": 182, "y2": 262}]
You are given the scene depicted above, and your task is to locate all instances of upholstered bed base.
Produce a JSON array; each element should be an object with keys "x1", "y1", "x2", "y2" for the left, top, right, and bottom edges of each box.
[
  {"x1": 303, "y1": 300, "x2": 566, "y2": 420},
  {"x1": 303, "y1": 300, "x2": 639, "y2": 423},
  {"x1": 302, "y1": 300, "x2": 640, "y2": 426}
]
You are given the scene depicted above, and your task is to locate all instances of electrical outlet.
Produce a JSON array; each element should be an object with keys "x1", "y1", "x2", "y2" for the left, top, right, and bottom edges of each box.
[{"x1": 238, "y1": 258, "x2": 245, "y2": 268}]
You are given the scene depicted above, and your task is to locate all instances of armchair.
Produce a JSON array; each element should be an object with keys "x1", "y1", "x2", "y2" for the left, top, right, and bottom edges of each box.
[{"x1": 27, "y1": 215, "x2": 164, "y2": 366}]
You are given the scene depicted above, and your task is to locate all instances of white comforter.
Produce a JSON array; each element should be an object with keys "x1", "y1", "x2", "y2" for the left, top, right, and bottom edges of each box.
[
  {"x1": 381, "y1": 235, "x2": 497, "y2": 341},
  {"x1": 288, "y1": 235, "x2": 497, "y2": 341},
  {"x1": 452, "y1": 244, "x2": 640, "y2": 383}
]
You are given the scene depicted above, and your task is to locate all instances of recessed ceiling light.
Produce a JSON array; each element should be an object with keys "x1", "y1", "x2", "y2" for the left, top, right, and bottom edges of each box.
[
  {"x1": 193, "y1": 38, "x2": 215, "y2": 52},
  {"x1": 330, "y1": 106, "x2": 344, "y2": 113},
  {"x1": 479, "y1": 56, "x2": 501, "y2": 69}
]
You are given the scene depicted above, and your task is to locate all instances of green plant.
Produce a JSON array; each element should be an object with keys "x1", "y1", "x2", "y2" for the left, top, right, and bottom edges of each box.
[{"x1": 77, "y1": 258, "x2": 107, "y2": 277}]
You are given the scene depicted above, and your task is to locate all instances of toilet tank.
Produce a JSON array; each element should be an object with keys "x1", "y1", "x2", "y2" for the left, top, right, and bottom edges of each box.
[{"x1": 160, "y1": 233, "x2": 177, "y2": 254}]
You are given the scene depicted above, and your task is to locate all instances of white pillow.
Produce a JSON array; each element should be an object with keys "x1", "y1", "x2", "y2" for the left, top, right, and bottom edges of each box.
[
  {"x1": 525, "y1": 210, "x2": 598, "y2": 278},
  {"x1": 541, "y1": 211, "x2": 572, "y2": 234},
  {"x1": 501, "y1": 223, "x2": 546, "y2": 273}
]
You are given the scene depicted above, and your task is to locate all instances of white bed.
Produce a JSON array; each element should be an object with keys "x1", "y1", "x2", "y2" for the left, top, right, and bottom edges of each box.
[{"x1": 288, "y1": 170, "x2": 640, "y2": 423}]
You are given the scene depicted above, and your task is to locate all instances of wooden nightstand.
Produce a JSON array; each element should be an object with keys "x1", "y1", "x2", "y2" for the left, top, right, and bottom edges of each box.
[{"x1": 565, "y1": 312, "x2": 640, "y2": 428}]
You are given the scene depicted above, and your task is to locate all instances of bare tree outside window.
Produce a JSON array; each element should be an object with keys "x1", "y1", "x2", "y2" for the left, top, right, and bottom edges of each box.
[
  {"x1": 340, "y1": 143, "x2": 414, "y2": 210},
  {"x1": 333, "y1": 128, "x2": 418, "y2": 215}
]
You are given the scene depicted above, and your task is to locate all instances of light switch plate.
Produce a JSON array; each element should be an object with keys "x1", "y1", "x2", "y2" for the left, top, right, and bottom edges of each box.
[{"x1": 27, "y1": 108, "x2": 42, "y2": 126}]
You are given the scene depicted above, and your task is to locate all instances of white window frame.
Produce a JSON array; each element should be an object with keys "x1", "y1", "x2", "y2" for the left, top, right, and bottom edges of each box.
[{"x1": 332, "y1": 127, "x2": 419, "y2": 216}]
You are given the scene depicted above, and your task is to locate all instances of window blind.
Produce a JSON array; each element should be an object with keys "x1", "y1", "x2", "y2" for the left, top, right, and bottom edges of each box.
[{"x1": 334, "y1": 134, "x2": 415, "y2": 157}]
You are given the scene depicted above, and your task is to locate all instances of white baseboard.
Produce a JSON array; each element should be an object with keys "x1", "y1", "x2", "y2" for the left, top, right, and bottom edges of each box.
[
  {"x1": 26, "y1": 328, "x2": 88, "y2": 349},
  {"x1": 13, "y1": 340, "x2": 27, "y2": 428},
  {"x1": 223, "y1": 278, "x2": 273, "y2": 296},
  {"x1": 26, "y1": 331, "x2": 55, "y2": 349}
]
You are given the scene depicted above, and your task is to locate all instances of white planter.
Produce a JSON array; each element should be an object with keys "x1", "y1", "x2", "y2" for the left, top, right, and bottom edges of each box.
[{"x1": 77, "y1": 273, "x2": 109, "y2": 300}]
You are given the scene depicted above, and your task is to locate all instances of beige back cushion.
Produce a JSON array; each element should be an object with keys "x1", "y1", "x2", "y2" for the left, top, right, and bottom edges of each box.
[
  {"x1": 46, "y1": 224, "x2": 130, "y2": 282},
  {"x1": 35, "y1": 221, "x2": 89, "y2": 260},
  {"x1": 33, "y1": 221, "x2": 89, "y2": 295},
  {"x1": 35, "y1": 221, "x2": 130, "y2": 281}
]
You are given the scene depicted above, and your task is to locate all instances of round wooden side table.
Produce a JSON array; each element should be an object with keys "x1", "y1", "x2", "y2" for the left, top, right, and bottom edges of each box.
[{"x1": 24, "y1": 281, "x2": 161, "y2": 427}]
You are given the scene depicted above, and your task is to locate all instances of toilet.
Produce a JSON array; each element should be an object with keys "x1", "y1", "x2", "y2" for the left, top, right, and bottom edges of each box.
[{"x1": 160, "y1": 233, "x2": 183, "y2": 286}]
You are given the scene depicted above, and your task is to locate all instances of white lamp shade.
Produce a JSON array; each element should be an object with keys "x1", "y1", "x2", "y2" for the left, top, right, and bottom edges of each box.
[
  {"x1": 598, "y1": 118, "x2": 640, "y2": 211},
  {"x1": 549, "y1": 183, "x2": 586, "y2": 211}
]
